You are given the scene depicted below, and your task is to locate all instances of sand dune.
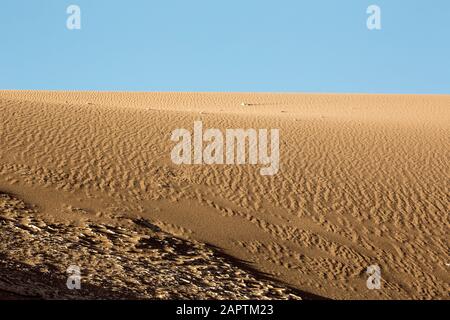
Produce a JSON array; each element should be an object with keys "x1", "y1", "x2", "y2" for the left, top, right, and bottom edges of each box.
[{"x1": 0, "y1": 91, "x2": 448, "y2": 299}]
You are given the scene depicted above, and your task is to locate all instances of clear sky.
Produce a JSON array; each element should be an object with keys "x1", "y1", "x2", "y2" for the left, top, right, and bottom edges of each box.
[{"x1": 1, "y1": 0, "x2": 449, "y2": 93}]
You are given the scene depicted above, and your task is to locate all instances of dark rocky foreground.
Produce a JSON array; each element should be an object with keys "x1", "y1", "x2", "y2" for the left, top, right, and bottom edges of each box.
[{"x1": 0, "y1": 192, "x2": 322, "y2": 300}]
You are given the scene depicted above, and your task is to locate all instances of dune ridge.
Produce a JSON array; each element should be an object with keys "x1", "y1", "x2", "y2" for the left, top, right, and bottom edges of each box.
[{"x1": 0, "y1": 91, "x2": 448, "y2": 299}]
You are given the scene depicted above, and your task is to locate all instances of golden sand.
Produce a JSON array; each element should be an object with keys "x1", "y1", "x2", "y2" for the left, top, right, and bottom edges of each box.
[{"x1": 0, "y1": 91, "x2": 448, "y2": 299}]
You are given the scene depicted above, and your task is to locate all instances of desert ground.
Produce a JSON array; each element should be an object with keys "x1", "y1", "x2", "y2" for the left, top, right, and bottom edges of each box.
[{"x1": 0, "y1": 91, "x2": 448, "y2": 299}]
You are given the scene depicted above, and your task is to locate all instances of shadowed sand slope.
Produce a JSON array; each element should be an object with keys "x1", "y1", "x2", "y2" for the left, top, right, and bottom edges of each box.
[
  {"x1": 0, "y1": 192, "x2": 305, "y2": 299},
  {"x1": 0, "y1": 91, "x2": 449, "y2": 299}
]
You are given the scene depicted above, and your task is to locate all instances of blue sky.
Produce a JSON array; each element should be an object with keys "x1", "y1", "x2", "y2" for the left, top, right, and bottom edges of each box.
[{"x1": 0, "y1": 0, "x2": 449, "y2": 93}]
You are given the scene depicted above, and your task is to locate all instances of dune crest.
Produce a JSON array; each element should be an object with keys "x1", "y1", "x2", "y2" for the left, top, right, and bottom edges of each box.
[{"x1": 0, "y1": 91, "x2": 448, "y2": 299}]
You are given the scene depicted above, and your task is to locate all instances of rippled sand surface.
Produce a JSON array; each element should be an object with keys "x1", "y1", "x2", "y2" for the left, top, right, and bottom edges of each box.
[{"x1": 0, "y1": 91, "x2": 448, "y2": 299}]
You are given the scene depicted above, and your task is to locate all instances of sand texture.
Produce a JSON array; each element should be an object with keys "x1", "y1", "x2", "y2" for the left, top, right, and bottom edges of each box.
[{"x1": 0, "y1": 91, "x2": 448, "y2": 299}]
